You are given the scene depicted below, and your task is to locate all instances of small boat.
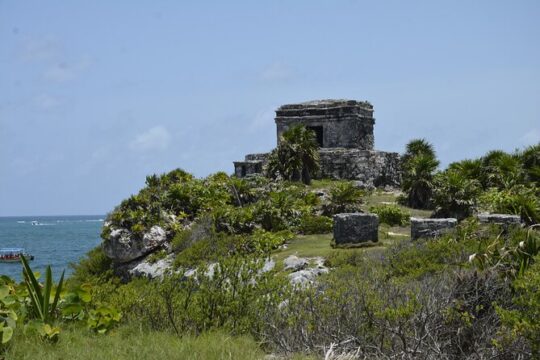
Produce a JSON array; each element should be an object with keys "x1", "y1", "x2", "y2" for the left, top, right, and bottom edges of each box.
[
  {"x1": 31, "y1": 221, "x2": 39, "y2": 226},
  {"x1": 0, "y1": 248, "x2": 34, "y2": 263}
]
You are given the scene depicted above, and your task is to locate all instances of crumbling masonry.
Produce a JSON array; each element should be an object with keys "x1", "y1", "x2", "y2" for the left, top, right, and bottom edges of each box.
[{"x1": 234, "y1": 99, "x2": 401, "y2": 187}]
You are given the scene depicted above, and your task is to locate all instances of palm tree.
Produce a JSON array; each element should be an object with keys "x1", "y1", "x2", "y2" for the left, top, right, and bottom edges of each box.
[
  {"x1": 401, "y1": 139, "x2": 439, "y2": 209},
  {"x1": 266, "y1": 125, "x2": 320, "y2": 185}
]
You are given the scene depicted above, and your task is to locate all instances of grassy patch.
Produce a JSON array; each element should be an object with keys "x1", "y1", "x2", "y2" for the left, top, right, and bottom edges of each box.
[{"x1": 5, "y1": 325, "x2": 265, "y2": 360}]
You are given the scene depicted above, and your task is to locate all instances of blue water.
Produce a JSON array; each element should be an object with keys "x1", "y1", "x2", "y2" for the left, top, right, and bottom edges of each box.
[{"x1": 0, "y1": 215, "x2": 104, "y2": 281}]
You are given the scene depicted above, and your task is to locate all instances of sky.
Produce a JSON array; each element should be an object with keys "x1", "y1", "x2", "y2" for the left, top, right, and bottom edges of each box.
[{"x1": 0, "y1": 1, "x2": 539, "y2": 216}]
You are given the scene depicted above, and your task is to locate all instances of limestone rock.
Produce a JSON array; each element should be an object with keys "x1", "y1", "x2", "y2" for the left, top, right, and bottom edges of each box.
[
  {"x1": 129, "y1": 256, "x2": 173, "y2": 279},
  {"x1": 102, "y1": 225, "x2": 168, "y2": 263},
  {"x1": 333, "y1": 213, "x2": 379, "y2": 245},
  {"x1": 288, "y1": 267, "x2": 329, "y2": 287},
  {"x1": 411, "y1": 218, "x2": 457, "y2": 240},
  {"x1": 283, "y1": 255, "x2": 308, "y2": 271},
  {"x1": 476, "y1": 213, "x2": 521, "y2": 226}
]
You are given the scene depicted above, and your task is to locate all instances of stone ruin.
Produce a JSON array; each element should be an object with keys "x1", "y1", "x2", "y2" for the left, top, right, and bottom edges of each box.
[{"x1": 234, "y1": 99, "x2": 401, "y2": 187}]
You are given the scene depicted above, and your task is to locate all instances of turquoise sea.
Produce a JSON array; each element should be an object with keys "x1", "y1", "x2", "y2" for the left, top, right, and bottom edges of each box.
[{"x1": 0, "y1": 215, "x2": 103, "y2": 281}]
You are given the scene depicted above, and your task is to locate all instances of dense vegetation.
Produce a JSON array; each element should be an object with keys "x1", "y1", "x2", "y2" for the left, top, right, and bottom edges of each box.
[
  {"x1": 401, "y1": 140, "x2": 540, "y2": 224},
  {"x1": 2, "y1": 139, "x2": 539, "y2": 359}
]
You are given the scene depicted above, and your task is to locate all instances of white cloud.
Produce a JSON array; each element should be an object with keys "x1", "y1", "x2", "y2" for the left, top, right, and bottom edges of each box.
[
  {"x1": 22, "y1": 38, "x2": 59, "y2": 62},
  {"x1": 34, "y1": 94, "x2": 60, "y2": 109},
  {"x1": 129, "y1": 126, "x2": 171, "y2": 151},
  {"x1": 249, "y1": 107, "x2": 276, "y2": 131},
  {"x1": 260, "y1": 62, "x2": 293, "y2": 81},
  {"x1": 520, "y1": 129, "x2": 540, "y2": 145}
]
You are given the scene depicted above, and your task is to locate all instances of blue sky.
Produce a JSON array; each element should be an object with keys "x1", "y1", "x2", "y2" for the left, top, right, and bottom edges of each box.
[{"x1": 1, "y1": 1, "x2": 539, "y2": 216}]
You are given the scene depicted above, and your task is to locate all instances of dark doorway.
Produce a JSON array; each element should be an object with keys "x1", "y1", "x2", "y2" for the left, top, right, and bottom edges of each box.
[
  {"x1": 307, "y1": 126, "x2": 324, "y2": 147},
  {"x1": 241, "y1": 165, "x2": 246, "y2": 177}
]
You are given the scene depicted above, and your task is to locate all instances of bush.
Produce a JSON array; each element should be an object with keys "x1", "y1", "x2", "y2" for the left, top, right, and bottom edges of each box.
[
  {"x1": 110, "y1": 255, "x2": 287, "y2": 336},
  {"x1": 496, "y1": 254, "x2": 540, "y2": 357},
  {"x1": 432, "y1": 169, "x2": 481, "y2": 220},
  {"x1": 369, "y1": 204, "x2": 410, "y2": 226},
  {"x1": 322, "y1": 182, "x2": 364, "y2": 215},
  {"x1": 479, "y1": 185, "x2": 540, "y2": 225},
  {"x1": 298, "y1": 214, "x2": 333, "y2": 234},
  {"x1": 69, "y1": 247, "x2": 114, "y2": 286}
]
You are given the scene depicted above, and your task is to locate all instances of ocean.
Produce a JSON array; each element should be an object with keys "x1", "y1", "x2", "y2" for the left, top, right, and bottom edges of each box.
[{"x1": 0, "y1": 215, "x2": 104, "y2": 282}]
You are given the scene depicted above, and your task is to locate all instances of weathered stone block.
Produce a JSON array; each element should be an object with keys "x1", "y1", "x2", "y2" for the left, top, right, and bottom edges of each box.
[
  {"x1": 476, "y1": 213, "x2": 521, "y2": 227},
  {"x1": 411, "y1": 218, "x2": 457, "y2": 240},
  {"x1": 333, "y1": 213, "x2": 378, "y2": 245}
]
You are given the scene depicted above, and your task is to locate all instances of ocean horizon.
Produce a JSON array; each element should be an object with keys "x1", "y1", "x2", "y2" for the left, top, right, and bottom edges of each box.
[{"x1": 0, "y1": 215, "x2": 104, "y2": 281}]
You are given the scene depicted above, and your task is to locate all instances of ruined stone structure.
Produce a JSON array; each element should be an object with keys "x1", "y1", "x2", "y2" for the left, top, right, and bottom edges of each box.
[
  {"x1": 410, "y1": 218, "x2": 457, "y2": 240},
  {"x1": 234, "y1": 99, "x2": 401, "y2": 187},
  {"x1": 333, "y1": 213, "x2": 379, "y2": 245}
]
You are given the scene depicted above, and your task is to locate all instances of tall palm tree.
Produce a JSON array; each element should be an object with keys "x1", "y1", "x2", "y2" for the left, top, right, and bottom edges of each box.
[
  {"x1": 266, "y1": 125, "x2": 320, "y2": 185},
  {"x1": 401, "y1": 139, "x2": 439, "y2": 209}
]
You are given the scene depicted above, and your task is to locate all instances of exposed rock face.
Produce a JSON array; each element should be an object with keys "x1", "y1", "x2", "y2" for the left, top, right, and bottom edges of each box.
[
  {"x1": 283, "y1": 255, "x2": 308, "y2": 271},
  {"x1": 287, "y1": 257, "x2": 329, "y2": 287},
  {"x1": 102, "y1": 225, "x2": 168, "y2": 263},
  {"x1": 129, "y1": 256, "x2": 173, "y2": 279},
  {"x1": 411, "y1": 218, "x2": 457, "y2": 240},
  {"x1": 333, "y1": 213, "x2": 379, "y2": 245},
  {"x1": 476, "y1": 213, "x2": 521, "y2": 227}
]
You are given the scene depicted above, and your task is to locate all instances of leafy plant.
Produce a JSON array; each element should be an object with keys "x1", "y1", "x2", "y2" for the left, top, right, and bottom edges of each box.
[
  {"x1": 432, "y1": 169, "x2": 481, "y2": 220},
  {"x1": 87, "y1": 306, "x2": 122, "y2": 334},
  {"x1": 323, "y1": 182, "x2": 364, "y2": 215},
  {"x1": 21, "y1": 255, "x2": 64, "y2": 324},
  {"x1": 298, "y1": 214, "x2": 333, "y2": 234},
  {"x1": 401, "y1": 139, "x2": 439, "y2": 209},
  {"x1": 0, "y1": 277, "x2": 21, "y2": 347},
  {"x1": 369, "y1": 204, "x2": 410, "y2": 226},
  {"x1": 266, "y1": 125, "x2": 320, "y2": 185}
]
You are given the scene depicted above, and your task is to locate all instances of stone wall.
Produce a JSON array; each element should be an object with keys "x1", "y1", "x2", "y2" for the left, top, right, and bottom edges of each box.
[
  {"x1": 275, "y1": 100, "x2": 375, "y2": 150},
  {"x1": 333, "y1": 213, "x2": 379, "y2": 244},
  {"x1": 411, "y1": 218, "x2": 457, "y2": 240},
  {"x1": 318, "y1": 148, "x2": 401, "y2": 187}
]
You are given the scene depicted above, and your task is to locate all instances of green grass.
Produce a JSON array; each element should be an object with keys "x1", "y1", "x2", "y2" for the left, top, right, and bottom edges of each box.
[
  {"x1": 270, "y1": 190, "x2": 417, "y2": 263},
  {"x1": 4, "y1": 325, "x2": 266, "y2": 360}
]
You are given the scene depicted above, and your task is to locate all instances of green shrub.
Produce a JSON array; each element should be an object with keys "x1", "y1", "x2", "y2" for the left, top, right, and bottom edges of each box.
[
  {"x1": 479, "y1": 185, "x2": 540, "y2": 225},
  {"x1": 69, "y1": 247, "x2": 114, "y2": 286},
  {"x1": 369, "y1": 204, "x2": 410, "y2": 226},
  {"x1": 298, "y1": 214, "x2": 333, "y2": 234},
  {"x1": 146, "y1": 250, "x2": 167, "y2": 264},
  {"x1": 432, "y1": 169, "x2": 481, "y2": 220},
  {"x1": 496, "y1": 254, "x2": 540, "y2": 357},
  {"x1": 323, "y1": 182, "x2": 364, "y2": 215}
]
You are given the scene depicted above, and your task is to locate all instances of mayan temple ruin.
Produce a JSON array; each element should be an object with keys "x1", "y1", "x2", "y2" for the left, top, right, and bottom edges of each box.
[{"x1": 234, "y1": 99, "x2": 401, "y2": 187}]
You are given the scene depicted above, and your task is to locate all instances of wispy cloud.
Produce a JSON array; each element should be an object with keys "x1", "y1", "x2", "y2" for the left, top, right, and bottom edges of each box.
[
  {"x1": 21, "y1": 38, "x2": 60, "y2": 62},
  {"x1": 520, "y1": 129, "x2": 540, "y2": 145},
  {"x1": 34, "y1": 94, "x2": 60, "y2": 109},
  {"x1": 260, "y1": 62, "x2": 294, "y2": 81},
  {"x1": 249, "y1": 107, "x2": 276, "y2": 131},
  {"x1": 129, "y1": 126, "x2": 171, "y2": 151},
  {"x1": 43, "y1": 57, "x2": 92, "y2": 83}
]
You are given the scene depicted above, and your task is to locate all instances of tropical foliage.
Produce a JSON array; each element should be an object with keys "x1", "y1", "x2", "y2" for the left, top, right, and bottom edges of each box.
[
  {"x1": 401, "y1": 138, "x2": 440, "y2": 209},
  {"x1": 266, "y1": 125, "x2": 320, "y2": 185}
]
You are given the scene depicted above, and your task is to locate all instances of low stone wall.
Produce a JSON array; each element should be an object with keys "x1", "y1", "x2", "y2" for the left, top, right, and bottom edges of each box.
[
  {"x1": 333, "y1": 213, "x2": 379, "y2": 245},
  {"x1": 476, "y1": 213, "x2": 521, "y2": 227},
  {"x1": 411, "y1": 217, "x2": 457, "y2": 240},
  {"x1": 318, "y1": 148, "x2": 401, "y2": 187}
]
